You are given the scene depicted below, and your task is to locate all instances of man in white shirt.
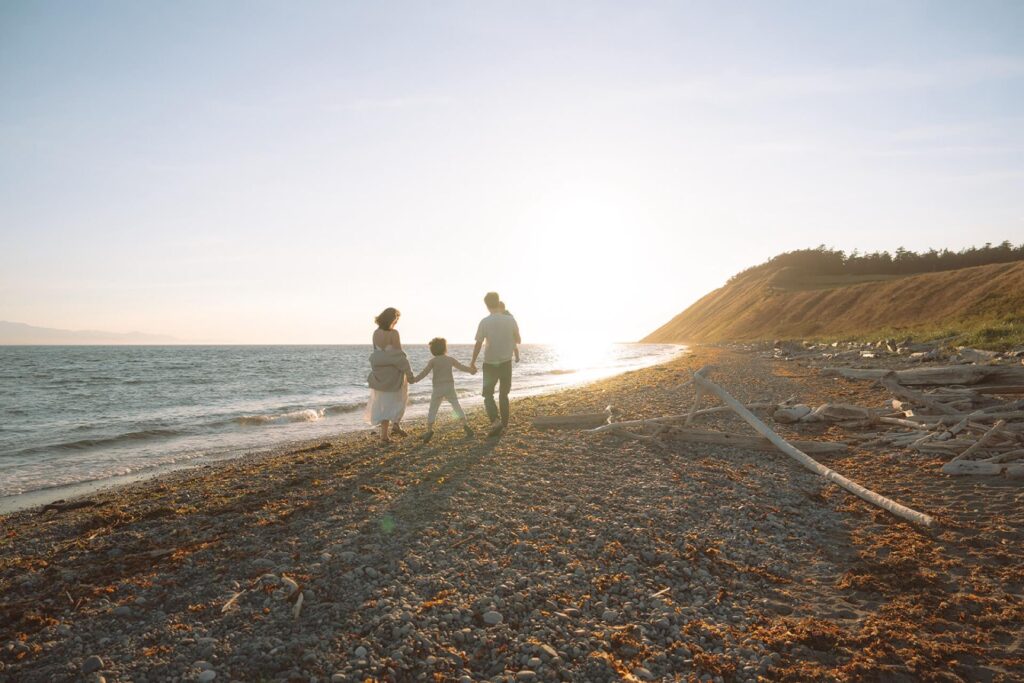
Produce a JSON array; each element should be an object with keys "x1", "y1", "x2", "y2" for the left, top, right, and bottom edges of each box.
[{"x1": 469, "y1": 291, "x2": 521, "y2": 437}]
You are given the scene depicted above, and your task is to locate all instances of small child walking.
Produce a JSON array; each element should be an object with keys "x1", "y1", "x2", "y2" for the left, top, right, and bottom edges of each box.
[{"x1": 411, "y1": 337, "x2": 476, "y2": 442}]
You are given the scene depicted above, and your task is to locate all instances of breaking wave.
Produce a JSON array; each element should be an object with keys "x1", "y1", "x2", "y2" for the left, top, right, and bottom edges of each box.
[{"x1": 234, "y1": 403, "x2": 362, "y2": 426}]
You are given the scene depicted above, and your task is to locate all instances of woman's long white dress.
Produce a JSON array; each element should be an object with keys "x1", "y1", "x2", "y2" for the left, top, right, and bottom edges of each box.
[{"x1": 365, "y1": 344, "x2": 408, "y2": 425}]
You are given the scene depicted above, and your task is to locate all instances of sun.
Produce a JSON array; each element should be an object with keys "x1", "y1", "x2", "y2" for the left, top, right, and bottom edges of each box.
[{"x1": 550, "y1": 335, "x2": 616, "y2": 371}]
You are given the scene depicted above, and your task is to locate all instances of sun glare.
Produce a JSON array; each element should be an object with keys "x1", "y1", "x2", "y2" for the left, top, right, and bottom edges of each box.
[{"x1": 551, "y1": 336, "x2": 616, "y2": 372}]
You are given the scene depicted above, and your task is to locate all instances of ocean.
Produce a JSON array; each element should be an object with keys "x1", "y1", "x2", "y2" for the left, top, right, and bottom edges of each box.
[{"x1": 0, "y1": 343, "x2": 682, "y2": 507}]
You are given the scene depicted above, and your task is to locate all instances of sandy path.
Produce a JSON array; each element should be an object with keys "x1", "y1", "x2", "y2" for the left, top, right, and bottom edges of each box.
[{"x1": 1, "y1": 347, "x2": 1021, "y2": 682}]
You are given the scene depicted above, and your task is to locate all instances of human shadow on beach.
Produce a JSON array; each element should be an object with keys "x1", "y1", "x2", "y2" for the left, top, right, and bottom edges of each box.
[
  {"x1": 347, "y1": 428, "x2": 504, "y2": 541},
  {"x1": 237, "y1": 416, "x2": 507, "y2": 552}
]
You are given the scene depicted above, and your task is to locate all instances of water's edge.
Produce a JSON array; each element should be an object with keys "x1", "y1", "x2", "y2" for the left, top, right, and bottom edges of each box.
[{"x1": 0, "y1": 347, "x2": 687, "y2": 515}]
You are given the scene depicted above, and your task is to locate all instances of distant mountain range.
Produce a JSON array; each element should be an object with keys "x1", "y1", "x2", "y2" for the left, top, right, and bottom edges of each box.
[{"x1": 0, "y1": 321, "x2": 181, "y2": 345}]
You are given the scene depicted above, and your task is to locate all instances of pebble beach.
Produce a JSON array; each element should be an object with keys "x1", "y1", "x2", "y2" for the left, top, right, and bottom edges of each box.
[{"x1": 2, "y1": 346, "x2": 1022, "y2": 682}]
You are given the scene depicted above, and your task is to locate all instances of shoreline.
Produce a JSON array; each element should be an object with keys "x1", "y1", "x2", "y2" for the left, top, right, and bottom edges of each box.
[
  {"x1": 2, "y1": 345, "x2": 1021, "y2": 682},
  {"x1": 0, "y1": 428, "x2": 375, "y2": 517},
  {"x1": 0, "y1": 345, "x2": 687, "y2": 515}
]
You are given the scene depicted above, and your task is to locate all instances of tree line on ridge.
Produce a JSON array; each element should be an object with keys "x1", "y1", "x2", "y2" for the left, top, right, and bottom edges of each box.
[{"x1": 730, "y1": 241, "x2": 1024, "y2": 283}]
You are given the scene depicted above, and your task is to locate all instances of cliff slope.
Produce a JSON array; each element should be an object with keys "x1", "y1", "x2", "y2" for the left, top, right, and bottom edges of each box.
[{"x1": 643, "y1": 261, "x2": 1024, "y2": 347}]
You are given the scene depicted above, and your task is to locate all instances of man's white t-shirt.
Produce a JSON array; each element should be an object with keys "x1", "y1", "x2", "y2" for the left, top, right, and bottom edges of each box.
[{"x1": 475, "y1": 313, "x2": 521, "y2": 364}]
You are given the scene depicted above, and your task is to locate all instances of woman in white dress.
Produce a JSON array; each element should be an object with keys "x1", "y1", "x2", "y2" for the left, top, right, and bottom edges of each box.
[{"x1": 365, "y1": 307, "x2": 412, "y2": 443}]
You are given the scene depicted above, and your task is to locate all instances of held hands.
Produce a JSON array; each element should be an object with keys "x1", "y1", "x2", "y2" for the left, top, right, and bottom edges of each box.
[{"x1": 469, "y1": 363, "x2": 477, "y2": 375}]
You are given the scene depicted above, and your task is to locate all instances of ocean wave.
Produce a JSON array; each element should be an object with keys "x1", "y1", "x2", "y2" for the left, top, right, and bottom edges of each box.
[
  {"x1": 10, "y1": 428, "x2": 183, "y2": 456},
  {"x1": 236, "y1": 408, "x2": 326, "y2": 426},
  {"x1": 324, "y1": 402, "x2": 363, "y2": 415},
  {"x1": 547, "y1": 368, "x2": 578, "y2": 375}
]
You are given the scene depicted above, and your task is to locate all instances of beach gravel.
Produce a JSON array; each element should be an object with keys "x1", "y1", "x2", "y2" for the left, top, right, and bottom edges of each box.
[{"x1": 1, "y1": 346, "x2": 1022, "y2": 681}]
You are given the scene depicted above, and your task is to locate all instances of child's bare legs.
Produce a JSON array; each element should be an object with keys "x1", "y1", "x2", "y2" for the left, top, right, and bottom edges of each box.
[
  {"x1": 380, "y1": 419, "x2": 391, "y2": 443},
  {"x1": 423, "y1": 391, "x2": 443, "y2": 442}
]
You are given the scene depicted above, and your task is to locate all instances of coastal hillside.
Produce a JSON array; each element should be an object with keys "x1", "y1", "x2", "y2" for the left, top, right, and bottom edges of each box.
[{"x1": 644, "y1": 260, "x2": 1024, "y2": 347}]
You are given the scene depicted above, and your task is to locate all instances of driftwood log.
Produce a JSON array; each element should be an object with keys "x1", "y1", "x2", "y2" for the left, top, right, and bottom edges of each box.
[
  {"x1": 825, "y1": 365, "x2": 1024, "y2": 386},
  {"x1": 692, "y1": 369, "x2": 934, "y2": 527},
  {"x1": 899, "y1": 410, "x2": 1024, "y2": 424},
  {"x1": 822, "y1": 366, "x2": 991, "y2": 385},
  {"x1": 974, "y1": 385, "x2": 1024, "y2": 395},
  {"x1": 533, "y1": 409, "x2": 613, "y2": 429},
  {"x1": 608, "y1": 425, "x2": 668, "y2": 450},
  {"x1": 880, "y1": 373, "x2": 958, "y2": 415},
  {"x1": 685, "y1": 386, "x2": 705, "y2": 426},
  {"x1": 941, "y1": 420, "x2": 1008, "y2": 475},
  {"x1": 586, "y1": 403, "x2": 776, "y2": 434},
  {"x1": 941, "y1": 461, "x2": 1004, "y2": 476},
  {"x1": 988, "y1": 448, "x2": 1024, "y2": 463}
]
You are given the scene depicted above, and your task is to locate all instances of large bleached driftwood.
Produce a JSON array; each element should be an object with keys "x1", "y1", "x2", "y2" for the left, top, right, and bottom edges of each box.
[
  {"x1": 692, "y1": 370, "x2": 934, "y2": 527},
  {"x1": 533, "y1": 409, "x2": 612, "y2": 429},
  {"x1": 943, "y1": 420, "x2": 1007, "y2": 471},
  {"x1": 685, "y1": 386, "x2": 705, "y2": 426},
  {"x1": 896, "y1": 410, "x2": 1024, "y2": 424},
  {"x1": 586, "y1": 403, "x2": 776, "y2": 434},
  {"x1": 822, "y1": 366, "x2": 991, "y2": 385},
  {"x1": 982, "y1": 366, "x2": 1024, "y2": 385},
  {"x1": 941, "y1": 460, "x2": 1004, "y2": 476},
  {"x1": 870, "y1": 365, "x2": 1024, "y2": 385},
  {"x1": 877, "y1": 416, "x2": 942, "y2": 430},
  {"x1": 987, "y1": 448, "x2": 1024, "y2": 464},
  {"x1": 609, "y1": 425, "x2": 668, "y2": 450}
]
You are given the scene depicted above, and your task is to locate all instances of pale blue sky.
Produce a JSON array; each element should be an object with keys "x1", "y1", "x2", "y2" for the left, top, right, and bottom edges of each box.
[{"x1": 2, "y1": 1, "x2": 1023, "y2": 343}]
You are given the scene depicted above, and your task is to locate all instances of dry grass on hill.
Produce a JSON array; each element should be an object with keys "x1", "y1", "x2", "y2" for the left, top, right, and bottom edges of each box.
[{"x1": 644, "y1": 261, "x2": 1024, "y2": 349}]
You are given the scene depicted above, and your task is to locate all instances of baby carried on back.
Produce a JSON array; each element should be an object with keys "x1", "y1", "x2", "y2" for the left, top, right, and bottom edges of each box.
[{"x1": 367, "y1": 347, "x2": 411, "y2": 392}]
